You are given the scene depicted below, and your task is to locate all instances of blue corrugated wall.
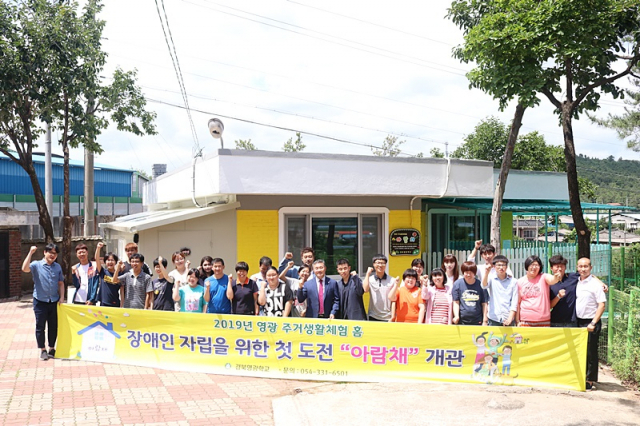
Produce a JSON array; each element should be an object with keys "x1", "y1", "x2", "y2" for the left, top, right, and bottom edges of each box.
[{"x1": 0, "y1": 157, "x2": 132, "y2": 197}]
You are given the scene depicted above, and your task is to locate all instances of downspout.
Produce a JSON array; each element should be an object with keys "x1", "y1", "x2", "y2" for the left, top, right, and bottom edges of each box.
[
  {"x1": 412, "y1": 157, "x2": 452, "y2": 261},
  {"x1": 192, "y1": 152, "x2": 204, "y2": 208}
]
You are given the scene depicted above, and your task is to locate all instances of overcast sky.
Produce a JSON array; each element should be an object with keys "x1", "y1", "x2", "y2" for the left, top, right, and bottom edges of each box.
[{"x1": 60, "y1": 0, "x2": 639, "y2": 174}]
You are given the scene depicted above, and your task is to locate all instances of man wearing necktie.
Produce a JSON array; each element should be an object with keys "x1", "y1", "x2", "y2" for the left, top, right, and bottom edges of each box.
[{"x1": 297, "y1": 259, "x2": 340, "y2": 319}]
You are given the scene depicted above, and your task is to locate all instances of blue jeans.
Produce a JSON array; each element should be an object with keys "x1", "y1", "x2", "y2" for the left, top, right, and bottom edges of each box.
[{"x1": 33, "y1": 298, "x2": 58, "y2": 349}]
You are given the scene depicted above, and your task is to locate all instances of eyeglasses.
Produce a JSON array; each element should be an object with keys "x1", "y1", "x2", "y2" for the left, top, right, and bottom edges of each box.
[
  {"x1": 374, "y1": 261, "x2": 387, "y2": 265},
  {"x1": 494, "y1": 263, "x2": 507, "y2": 268}
]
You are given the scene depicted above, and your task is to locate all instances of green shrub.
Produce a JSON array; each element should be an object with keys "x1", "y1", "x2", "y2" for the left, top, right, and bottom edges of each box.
[{"x1": 610, "y1": 335, "x2": 640, "y2": 390}]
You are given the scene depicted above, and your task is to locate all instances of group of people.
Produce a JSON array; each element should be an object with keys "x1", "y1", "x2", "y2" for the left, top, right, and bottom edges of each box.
[{"x1": 24, "y1": 240, "x2": 606, "y2": 390}]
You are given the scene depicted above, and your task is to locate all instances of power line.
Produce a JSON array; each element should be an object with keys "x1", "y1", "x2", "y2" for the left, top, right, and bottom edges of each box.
[
  {"x1": 286, "y1": 0, "x2": 454, "y2": 47},
  {"x1": 141, "y1": 84, "x2": 461, "y2": 144},
  {"x1": 154, "y1": 0, "x2": 200, "y2": 152},
  {"x1": 181, "y1": 0, "x2": 468, "y2": 76},
  {"x1": 145, "y1": 97, "x2": 453, "y2": 156}
]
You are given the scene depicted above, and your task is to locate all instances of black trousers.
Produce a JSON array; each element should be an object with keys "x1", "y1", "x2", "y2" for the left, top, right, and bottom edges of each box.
[
  {"x1": 33, "y1": 298, "x2": 58, "y2": 349},
  {"x1": 577, "y1": 317, "x2": 601, "y2": 382}
]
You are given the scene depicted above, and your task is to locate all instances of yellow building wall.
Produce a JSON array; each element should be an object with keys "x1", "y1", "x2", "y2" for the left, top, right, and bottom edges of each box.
[
  {"x1": 388, "y1": 209, "x2": 423, "y2": 279},
  {"x1": 500, "y1": 211, "x2": 513, "y2": 248},
  {"x1": 236, "y1": 210, "x2": 279, "y2": 274}
]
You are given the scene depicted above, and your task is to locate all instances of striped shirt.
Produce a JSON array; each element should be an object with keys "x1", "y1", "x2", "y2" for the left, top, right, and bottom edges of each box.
[{"x1": 430, "y1": 287, "x2": 450, "y2": 325}]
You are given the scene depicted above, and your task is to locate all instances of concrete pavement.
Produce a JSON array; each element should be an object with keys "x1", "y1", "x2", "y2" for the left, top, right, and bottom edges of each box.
[{"x1": 2, "y1": 295, "x2": 639, "y2": 425}]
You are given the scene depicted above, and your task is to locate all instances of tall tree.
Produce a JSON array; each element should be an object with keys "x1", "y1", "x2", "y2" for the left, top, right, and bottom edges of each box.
[
  {"x1": 452, "y1": 117, "x2": 566, "y2": 172},
  {"x1": 0, "y1": 0, "x2": 156, "y2": 278},
  {"x1": 591, "y1": 68, "x2": 640, "y2": 152},
  {"x1": 449, "y1": 0, "x2": 640, "y2": 257}
]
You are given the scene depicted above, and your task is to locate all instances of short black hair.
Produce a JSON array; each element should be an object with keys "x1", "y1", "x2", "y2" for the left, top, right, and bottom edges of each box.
[
  {"x1": 235, "y1": 261, "x2": 249, "y2": 272},
  {"x1": 402, "y1": 269, "x2": 419, "y2": 280},
  {"x1": 44, "y1": 243, "x2": 59, "y2": 254},
  {"x1": 549, "y1": 254, "x2": 568, "y2": 266},
  {"x1": 372, "y1": 254, "x2": 387, "y2": 264},
  {"x1": 479, "y1": 244, "x2": 496, "y2": 255},
  {"x1": 129, "y1": 253, "x2": 143, "y2": 262},
  {"x1": 428, "y1": 268, "x2": 447, "y2": 286},
  {"x1": 411, "y1": 258, "x2": 425, "y2": 268},
  {"x1": 524, "y1": 255, "x2": 543, "y2": 274},
  {"x1": 187, "y1": 268, "x2": 200, "y2": 279},
  {"x1": 153, "y1": 257, "x2": 168, "y2": 268},
  {"x1": 336, "y1": 258, "x2": 350, "y2": 267},
  {"x1": 492, "y1": 255, "x2": 509, "y2": 265},
  {"x1": 258, "y1": 256, "x2": 272, "y2": 267},
  {"x1": 212, "y1": 257, "x2": 225, "y2": 266}
]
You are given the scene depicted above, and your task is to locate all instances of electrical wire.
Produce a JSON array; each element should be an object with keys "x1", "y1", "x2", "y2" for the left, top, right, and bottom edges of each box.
[
  {"x1": 141, "y1": 84, "x2": 463, "y2": 143},
  {"x1": 286, "y1": 0, "x2": 454, "y2": 46},
  {"x1": 154, "y1": 0, "x2": 200, "y2": 152},
  {"x1": 145, "y1": 97, "x2": 453, "y2": 156},
  {"x1": 181, "y1": 0, "x2": 468, "y2": 76}
]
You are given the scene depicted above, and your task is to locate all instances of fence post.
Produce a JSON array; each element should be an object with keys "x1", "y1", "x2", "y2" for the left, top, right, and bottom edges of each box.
[
  {"x1": 620, "y1": 246, "x2": 625, "y2": 292},
  {"x1": 547, "y1": 243, "x2": 552, "y2": 273},
  {"x1": 627, "y1": 289, "x2": 636, "y2": 358},
  {"x1": 607, "y1": 286, "x2": 615, "y2": 362}
]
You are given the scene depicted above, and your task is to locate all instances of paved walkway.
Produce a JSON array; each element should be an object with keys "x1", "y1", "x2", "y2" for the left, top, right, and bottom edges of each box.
[
  {"x1": 2, "y1": 296, "x2": 639, "y2": 425},
  {"x1": 0, "y1": 296, "x2": 320, "y2": 426}
]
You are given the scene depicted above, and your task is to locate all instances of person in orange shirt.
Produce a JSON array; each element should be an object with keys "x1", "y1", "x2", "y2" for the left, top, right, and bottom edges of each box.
[{"x1": 388, "y1": 269, "x2": 423, "y2": 323}]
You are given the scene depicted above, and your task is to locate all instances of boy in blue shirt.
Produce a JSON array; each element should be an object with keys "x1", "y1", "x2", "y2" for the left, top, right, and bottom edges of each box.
[{"x1": 204, "y1": 258, "x2": 232, "y2": 314}]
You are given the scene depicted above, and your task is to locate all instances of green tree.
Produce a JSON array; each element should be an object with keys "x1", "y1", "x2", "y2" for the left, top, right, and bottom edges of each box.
[
  {"x1": 373, "y1": 135, "x2": 404, "y2": 157},
  {"x1": 448, "y1": 0, "x2": 640, "y2": 258},
  {"x1": 452, "y1": 117, "x2": 566, "y2": 172},
  {"x1": 235, "y1": 139, "x2": 256, "y2": 150},
  {"x1": 283, "y1": 132, "x2": 305, "y2": 152},
  {"x1": 0, "y1": 0, "x2": 156, "y2": 278},
  {"x1": 578, "y1": 176, "x2": 598, "y2": 201},
  {"x1": 591, "y1": 68, "x2": 640, "y2": 152},
  {"x1": 429, "y1": 148, "x2": 443, "y2": 158}
]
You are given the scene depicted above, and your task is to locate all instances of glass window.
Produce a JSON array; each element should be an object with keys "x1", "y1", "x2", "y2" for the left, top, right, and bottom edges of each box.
[
  {"x1": 312, "y1": 217, "x2": 358, "y2": 275},
  {"x1": 284, "y1": 213, "x2": 383, "y2": 276},
  {"x1": 361, "y1": 215, "x2": 382, "y2": 273},
  {"x1": 285, "y1": 216, "x2": 307, "y2": 265}
]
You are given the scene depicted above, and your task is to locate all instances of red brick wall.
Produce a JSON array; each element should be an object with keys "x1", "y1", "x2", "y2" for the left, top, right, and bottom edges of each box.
[{"x1": 8, "y1": 230, "x2": 22, "y2": 298}]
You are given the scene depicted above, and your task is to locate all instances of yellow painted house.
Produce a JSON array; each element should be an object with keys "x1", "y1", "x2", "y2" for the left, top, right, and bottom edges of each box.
[{"x1": 100, "y1": 150, "x2": 570, "y2": 279}]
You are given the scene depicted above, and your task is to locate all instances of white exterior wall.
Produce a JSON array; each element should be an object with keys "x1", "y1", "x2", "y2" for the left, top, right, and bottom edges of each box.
[
  {"x1": 135, "y1": 209, "x2": 237, "y2": 268},
  {"x1": 145, "y1": 150, "x2": 494, "y2": 206}
]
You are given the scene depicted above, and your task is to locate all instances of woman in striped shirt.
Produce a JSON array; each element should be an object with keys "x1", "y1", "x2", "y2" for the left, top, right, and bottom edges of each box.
[{"x1": 420, "y1": 268, "x2": 453, "y2": 325}]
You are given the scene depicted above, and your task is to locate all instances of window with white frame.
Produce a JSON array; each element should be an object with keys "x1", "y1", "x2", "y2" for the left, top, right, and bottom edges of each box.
[{"x1": 280, "y1": 208, "x2": 387, "y2": 276}]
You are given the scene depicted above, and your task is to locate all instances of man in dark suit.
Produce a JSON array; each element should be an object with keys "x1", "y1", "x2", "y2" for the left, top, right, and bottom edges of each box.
[{"x1": 297, "y1": 259, "x2": 340, "y2": 319}]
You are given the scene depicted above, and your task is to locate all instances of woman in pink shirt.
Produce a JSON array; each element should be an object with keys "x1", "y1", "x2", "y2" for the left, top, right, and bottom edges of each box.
[
  {"x1": 516, "y1": 255, "x2": 562, "y2": 327},
  {"x1": 421, "y1": 268, "x2": 453, "y2": 325}
]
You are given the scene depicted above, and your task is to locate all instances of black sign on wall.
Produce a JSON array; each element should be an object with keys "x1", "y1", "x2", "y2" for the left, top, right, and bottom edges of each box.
[{"x1": 389, "y1": 228, "x2": 420, "y2": 256}]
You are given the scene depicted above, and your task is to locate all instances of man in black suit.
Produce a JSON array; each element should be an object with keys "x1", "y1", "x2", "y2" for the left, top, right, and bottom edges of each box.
[{"x1": 297, "y1": 259, "x2": 340, "y2": 319}]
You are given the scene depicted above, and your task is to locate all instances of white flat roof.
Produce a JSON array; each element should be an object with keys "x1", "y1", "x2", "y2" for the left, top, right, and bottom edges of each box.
[{"x1": 144, "y1": 149, "x2": 494, "y2": 205}]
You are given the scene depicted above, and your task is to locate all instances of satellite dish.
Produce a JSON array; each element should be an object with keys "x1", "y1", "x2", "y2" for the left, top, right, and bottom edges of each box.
[{"x1": 208, "y1": 118, "x2": 224, "y2": 139}]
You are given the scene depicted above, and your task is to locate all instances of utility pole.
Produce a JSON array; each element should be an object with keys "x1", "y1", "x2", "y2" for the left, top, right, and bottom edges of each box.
[
  {"x1": 83, "y1": 148, "x2": 94, "y2": 236},
  {"x1": 45, "y1": 123, "x2": 53, "y2": 217},
  {"x1": 445, "y1": 142, "x2": 449, "y2": 158}
]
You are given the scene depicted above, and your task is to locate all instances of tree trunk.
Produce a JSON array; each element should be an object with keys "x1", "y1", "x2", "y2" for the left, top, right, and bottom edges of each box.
[
  {"x1": 62, "y1": 140, "x2": 73, "y2": 284},
  {"x1": 561, "y1": 104, "x2": 591, "y2": 258},
  {"x1": 23, "y1": 160, "x2": 55, "y2": 243},
  {"x1": 490, "y1": 103, "x2": 526, "y2": 251}
]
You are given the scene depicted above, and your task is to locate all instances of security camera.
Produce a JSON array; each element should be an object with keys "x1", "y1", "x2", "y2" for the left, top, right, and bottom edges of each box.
[{"x1": 208, "y1": 118, "x2": 224, "y2": 139}]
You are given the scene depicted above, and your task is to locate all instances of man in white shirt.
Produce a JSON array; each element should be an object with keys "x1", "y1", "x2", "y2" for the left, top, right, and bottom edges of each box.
[{"x1": 575, "y1": 257, "x2": 607, "y2": 390}]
